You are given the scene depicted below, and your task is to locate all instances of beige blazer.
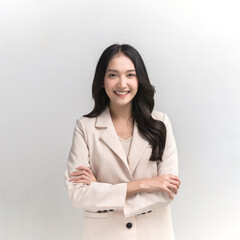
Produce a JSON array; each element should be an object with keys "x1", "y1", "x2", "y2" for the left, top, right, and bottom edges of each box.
[{"x1": 64, "y1": 105, "x2": 178, "y2": 240}]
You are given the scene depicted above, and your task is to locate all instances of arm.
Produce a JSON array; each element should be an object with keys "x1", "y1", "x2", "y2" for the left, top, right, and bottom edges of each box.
[
  {"x1": 64, "y1": 118, "x2": 128, "y2": 211},
  {"x1": 126, "y1": 180, "x2": 145, "y2": 198},
  {"x1": 123, "y1": 113, "x2": 179, "y2": 218}
]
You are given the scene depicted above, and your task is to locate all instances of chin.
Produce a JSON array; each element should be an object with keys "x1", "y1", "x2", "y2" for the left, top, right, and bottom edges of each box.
[{"x1": 116, "y1": 101, "x2": 133, "y2": 107}]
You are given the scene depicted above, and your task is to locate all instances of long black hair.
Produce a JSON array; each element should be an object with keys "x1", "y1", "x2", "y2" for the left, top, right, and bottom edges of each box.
[{"x1": 83, "y1": 43, "x2": 166, "y2": 161}]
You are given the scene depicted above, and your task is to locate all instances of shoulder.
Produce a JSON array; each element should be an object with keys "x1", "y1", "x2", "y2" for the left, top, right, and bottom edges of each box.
[
  {"x1": 151, "y1": 110, "x2": 171, "y2": 126},
  {"x1": 74, "y1": 115, "x2": 96, "y2": 132}
]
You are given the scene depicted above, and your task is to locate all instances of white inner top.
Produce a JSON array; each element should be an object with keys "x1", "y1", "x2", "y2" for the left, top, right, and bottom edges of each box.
[{"x1": 118, "y1": 136, "x2": 133, "y2": 163}]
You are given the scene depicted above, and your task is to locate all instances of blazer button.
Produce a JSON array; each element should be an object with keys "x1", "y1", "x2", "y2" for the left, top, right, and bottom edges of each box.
[
  {"x1": 102, "y1": 210, "x2": 108, "y2": 212},
  {"x1": 97, "y1": 210, "x2": 103, "y2": 213},
  {"x1": 126, "y1": 222, "x2": 132, "y2": 229},
  {"x1": 109, "y1": 209, "x2": 114, "y2": 211}
]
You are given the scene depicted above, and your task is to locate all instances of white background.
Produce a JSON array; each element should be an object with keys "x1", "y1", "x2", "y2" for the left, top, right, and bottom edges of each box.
[{"x1": 1, "y1": 0, "x2": 240, "y2": 239}]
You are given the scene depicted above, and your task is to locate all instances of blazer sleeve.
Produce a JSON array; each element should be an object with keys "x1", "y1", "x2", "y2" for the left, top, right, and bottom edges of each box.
[
  {"x1": 123, "y1": 113, "x2": 178, "y2": 218},
  {"x1": 64, "y1": 118, "x2": 128, "y2": 211}
]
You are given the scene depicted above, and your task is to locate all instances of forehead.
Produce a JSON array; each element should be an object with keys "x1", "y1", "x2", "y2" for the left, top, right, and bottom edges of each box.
[{"x1": 107, "y1": 54, "x2": 135, "y2": 70}]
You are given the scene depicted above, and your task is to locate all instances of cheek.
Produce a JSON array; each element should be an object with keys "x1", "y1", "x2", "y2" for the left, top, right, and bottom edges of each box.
[
  {"x1": 132, "y1": 81, "x2": 138, "y2": 92},
  {"x1": 104, "y1": 83, "x2": 115, "y2": 97},
  {"x1": 104, "y1": 79, "x2": 114, "y2": 89},
  {"x1": 133, "y1": 78, "x2": 138, "y2": 87}
]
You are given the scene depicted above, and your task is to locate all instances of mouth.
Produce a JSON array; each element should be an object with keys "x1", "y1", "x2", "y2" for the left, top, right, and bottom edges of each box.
[{"x1": 114, "y1": 91, "x2": 130, "y2": 97}]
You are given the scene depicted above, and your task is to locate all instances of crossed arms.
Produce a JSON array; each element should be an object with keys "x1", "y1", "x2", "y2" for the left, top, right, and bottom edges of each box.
[{"x1": 64, "y1": 113, "x2": 180, "y2": 218}]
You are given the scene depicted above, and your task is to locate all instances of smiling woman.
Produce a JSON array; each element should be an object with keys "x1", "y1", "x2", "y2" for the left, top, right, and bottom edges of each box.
[
  {"x1": 103, "y1": 53, "x2": 139, "y2": 111},
  {"x1": 64, "y1": 43, "x2": 180, "y2": 240}
]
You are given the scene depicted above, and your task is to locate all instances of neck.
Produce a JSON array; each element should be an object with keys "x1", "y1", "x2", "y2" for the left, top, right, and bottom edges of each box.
[{"x1": 108, "y1": 102, "x2": 133, "y2": 122}]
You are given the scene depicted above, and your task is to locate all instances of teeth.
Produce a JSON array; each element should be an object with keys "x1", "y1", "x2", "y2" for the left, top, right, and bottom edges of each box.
[{"x1": 115, "y1": 91, "x2": 129, "y2": 95}]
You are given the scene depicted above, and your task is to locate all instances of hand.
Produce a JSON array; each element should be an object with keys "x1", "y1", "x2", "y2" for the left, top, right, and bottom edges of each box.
[
  {"x1": 141, "y1": 174, "x2": 181, "y2": 200},
  {"x1": 69, "y1": 166, "x2": 97, "y2": 185}
]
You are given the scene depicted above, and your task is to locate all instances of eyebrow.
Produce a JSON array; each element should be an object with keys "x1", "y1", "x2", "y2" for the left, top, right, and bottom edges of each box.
[{"x1": 106, "y1": 69, "x2": 136, "y2": 72}]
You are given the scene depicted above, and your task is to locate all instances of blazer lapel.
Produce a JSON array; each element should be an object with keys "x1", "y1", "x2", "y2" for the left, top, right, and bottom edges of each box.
[
  {"x1": 95, "y1": 105, "x2": 149, "y2": 176},
  {"x1": 128, "y1": 121, "x2": 149, "y2": 174}
]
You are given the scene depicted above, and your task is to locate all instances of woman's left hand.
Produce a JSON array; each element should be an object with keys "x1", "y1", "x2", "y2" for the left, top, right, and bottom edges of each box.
[{"x1": 69, "y1": 166, "x2": 97, "y2": 185}]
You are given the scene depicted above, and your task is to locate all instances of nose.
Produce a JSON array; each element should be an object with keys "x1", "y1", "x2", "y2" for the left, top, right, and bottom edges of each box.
[{"x1": 117, "y1": 76, "x2": 128, "y2": 89}]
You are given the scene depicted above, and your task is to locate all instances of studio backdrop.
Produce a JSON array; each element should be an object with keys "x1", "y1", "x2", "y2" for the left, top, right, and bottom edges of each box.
[{"x1": 0, "y1": 0, "x2": 239, "y2": 239}]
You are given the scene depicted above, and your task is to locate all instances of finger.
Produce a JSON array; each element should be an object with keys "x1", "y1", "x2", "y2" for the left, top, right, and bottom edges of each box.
[
  {"x1": 79, "y1": 169, "x2": 95, "y2": 179},
  {"x1": 85, "y1": 168, "x2": 94, "y2": 176},
  {"x1": 169, "y1": 175, "x2": 181, "y2": 184},
  {"x1": 70, "y1": 170, "x2": 82, "y2": 176},
  {"x1": 69, "y1": 176, "x2": 89, "y2": 182},
  {"x1": 164, "y1": 188, "x2": 174, "y2": 199},
  {"x1": 70, "y1": 170, "x2": 91, "y2": 177},
  {"x1": 81, "y1": 169, "x2": 93, "y2": 176},
  {"x1": 76, "y1": 166, "x2": 92, "y2": 173},
  {"x1": 171, "y1": 188, "x2": 177, "y2": 197},
  {"x1": 72, "y1": 172, "x2": 92, "y2": 182},
  {"x1": 72, "y1": 171, "x2": 91, "y2": 180},
  {"x1": 168, "y1": 184, "x2": 178, "y2": 194},
  {"x1": 76, "y1": 166, "x2": 91, "y2": 170},
  {"x1": 80, "y1": 171, "x2": 92, "y2": 178},
  {"x1": 73, "y1": 176, "x2": 91, "y2": 183},
  {"x1": 74, "y1": 179, "x2": 91, "y2": 185},
  {"x1": 169, "y1": 180, "x2": 180, "y2": 188}
]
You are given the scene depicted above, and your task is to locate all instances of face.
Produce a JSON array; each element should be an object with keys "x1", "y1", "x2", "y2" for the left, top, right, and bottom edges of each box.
[{"x1": 103, "y1": 53, "x2": 138, "y2": 109}]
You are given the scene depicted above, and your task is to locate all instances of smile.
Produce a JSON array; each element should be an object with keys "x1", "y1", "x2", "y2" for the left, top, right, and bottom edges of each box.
[{"x1": 114, "y1": 91, "x2": 130, "y2": 97}]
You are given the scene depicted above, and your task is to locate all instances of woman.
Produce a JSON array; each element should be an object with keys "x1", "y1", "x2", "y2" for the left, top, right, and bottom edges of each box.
[{"x1": 64, "y1": 43, "x2": 181, "y2": 240}]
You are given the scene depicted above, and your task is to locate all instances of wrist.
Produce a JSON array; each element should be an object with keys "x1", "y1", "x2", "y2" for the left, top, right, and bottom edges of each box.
[
  {"x1": 138, "y1": 178, "x2": 149, "y2": 192},
  {"x1": 126, "y1": 180, "x2": 145, "y2": 198}
]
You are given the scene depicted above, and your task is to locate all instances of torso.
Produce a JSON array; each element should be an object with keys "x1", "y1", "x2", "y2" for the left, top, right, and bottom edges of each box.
[{"x1": 112, "y1": 119, "x2": 133, "y2": 140}]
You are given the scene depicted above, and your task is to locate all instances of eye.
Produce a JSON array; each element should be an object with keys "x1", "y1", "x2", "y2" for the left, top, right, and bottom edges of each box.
[
  {"x1": 109, "y1": 74, "x2": 117, "y2": 78},
  {"x1": 128, "y1": 74, "x2": 136, "y2": 77}
]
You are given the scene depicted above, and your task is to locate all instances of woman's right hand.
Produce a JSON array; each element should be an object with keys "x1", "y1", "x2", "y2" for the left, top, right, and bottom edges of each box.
[{"x1": 141, "y1": 174, "x2": 181, "y2": 199}]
